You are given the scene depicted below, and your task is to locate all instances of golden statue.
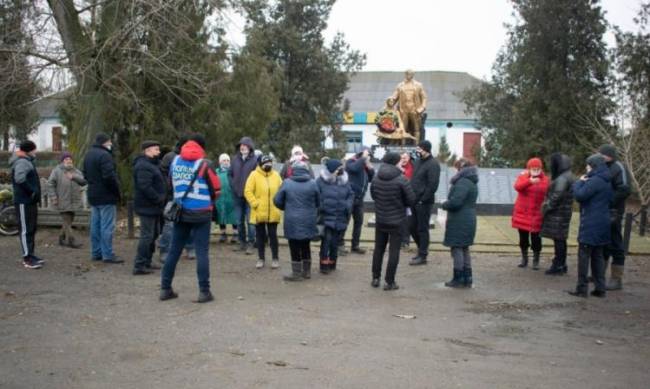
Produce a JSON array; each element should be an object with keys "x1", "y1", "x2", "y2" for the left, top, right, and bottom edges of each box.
[
  {"x1": 390, "y1": 69, "x2": 427, "y2": 142},
  {"x1": 374, "y1": 97, "x2": 417, "y2": 144}
]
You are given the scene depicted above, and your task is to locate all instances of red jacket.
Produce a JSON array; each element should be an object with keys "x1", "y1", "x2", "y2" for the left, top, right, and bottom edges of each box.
[
  {"x1": 512, "y1": 171, "x2": 549, "y2": 232},
  {"x1": 402, "y1": 161, "x2": 414, "y2": 180}
]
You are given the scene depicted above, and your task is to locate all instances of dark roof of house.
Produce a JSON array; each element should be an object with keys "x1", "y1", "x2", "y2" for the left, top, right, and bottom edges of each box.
[
  {"x1": 343, "y1": 71, "x2": 482, "y2": 120},
  {"x1": 30, "y1": 88, "x2": 74, "y2": 118}
]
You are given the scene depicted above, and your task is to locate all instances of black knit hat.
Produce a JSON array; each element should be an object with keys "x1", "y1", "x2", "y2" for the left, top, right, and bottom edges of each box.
[
  {"x1": 598, "y1": 144, "x2": 617, "y2": 159},
  {"x1": 258, "y1": 155, "x2": 273, "y2": 166},
  {"x1": 141, "y1": 140, "x2": 160, "y2": 150},
  {"x1": 418, "y1": 140, "x2": 432, "y2": 153},
  {"x1": 586, "y1": 153, "x2": 606, "y2": 169},
  {"x1": 19, "y1": 140, "x2": 36, "y2": 153},
  {"x1": 382, "y1": 151, "x2": 401, "y2": 166},
  {"x1": 94, "y1": 132, "x2": 111, "y2": 145},
  {"x1": 325, "y1": 159, "x2": 342, "y2": 173}
]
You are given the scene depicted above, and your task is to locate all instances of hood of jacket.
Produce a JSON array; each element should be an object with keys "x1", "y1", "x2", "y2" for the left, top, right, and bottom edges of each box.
[
  {"x1": 550, "y1": 153, "x2": 572, "y2": 179},
  {"x1": 236, "y1": 137, "x2": 255, "y2": 152},
  {"x1": 320, "y1": 167, "x2": 349, "y2": 185},
  {"x1": 587, "y1": 163, "x2": 611, "y2": 182},
  {"x1": 180, "y1": 140, "x2": 205, "y2": 161},
  {"x1": 290, "y1": 165, "x2": 311, "y2": 182},
  {"x1": 9, "y1": 150, "x2": 33, "y2": 167},
  {"x1": 451, "y1": 166, "x2": 479, "y2": 185},
  {"x1": 377, "y1": 163, "x2": 402, "y2": 181}
]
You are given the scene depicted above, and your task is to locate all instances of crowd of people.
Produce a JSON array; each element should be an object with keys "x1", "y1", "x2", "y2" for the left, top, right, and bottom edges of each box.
[{"x1": 9, "y1": 133, "x2": 631, "y2": 303}]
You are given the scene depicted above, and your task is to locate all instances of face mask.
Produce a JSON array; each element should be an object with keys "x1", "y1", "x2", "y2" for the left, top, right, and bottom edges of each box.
[
  {"x1": 106, "y1": 145, "x2": 112, "y2": 151},
  {"x1": 262, "y1": 165, "x2": 272, "y2": 172},
  {"x1": 221, "y1": 162, "x2": 230, "y2": 169}
]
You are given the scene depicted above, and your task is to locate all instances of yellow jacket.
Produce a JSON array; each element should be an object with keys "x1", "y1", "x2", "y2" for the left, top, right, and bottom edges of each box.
[{"x1": 244, "y1": 166, "x2": 283, "y2": 224}]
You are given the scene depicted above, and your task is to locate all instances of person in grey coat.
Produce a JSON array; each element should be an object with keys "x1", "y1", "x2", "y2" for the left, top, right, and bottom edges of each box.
[
  {"x1": 274, "y1": 162, "x2": 320, "y2": 281},
  {"x1": 47, "y1": 152, "x2": 87, "y2": 248},
  {"x1": 540, "y1": 153, "x2": 574, "y2": 275},
  {"x1": 442, "y1": 159, "x2": 479, "y2": 288}
]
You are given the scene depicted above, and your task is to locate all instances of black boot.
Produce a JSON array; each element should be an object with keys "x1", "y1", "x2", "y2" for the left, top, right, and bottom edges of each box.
[
  {"x1": 195, "y1": 290, "x2": 214, "y2": 303},
  {"x1": 463, "y1": 267, "x2": 473, "y2": 288},
  {"x1": 532, "y1": 251, "x2": 541, "y2": 270},
  {"x1": 302, "y1": 260, "x2": 311, "y2": 279},
  {"x1": 518, "y1": 248, "x2": 529, "y2": 268},
  {"x1": 445, "y1": 269, "x2": 464, "y2": 288},
  {"x1": 545, "y1": 257, "x2": 564, "y2": 275},
  {"x1": 284, "y1": 261, "x2": 304, "y2": 282},
  {"x1": 159, "y1": 288, "x2": 178, "y2": 301}
]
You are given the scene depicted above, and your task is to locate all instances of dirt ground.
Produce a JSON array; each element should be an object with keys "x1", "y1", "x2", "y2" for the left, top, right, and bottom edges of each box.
[{"x1": 1, "y1": 228, "x2": 649, "y2": 389}]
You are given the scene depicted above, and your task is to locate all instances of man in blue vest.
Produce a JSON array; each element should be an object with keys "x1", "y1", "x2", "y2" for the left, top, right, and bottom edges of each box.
[
  {"x1": 10, "y1": 140, "x2": 44, "y2": 269},
  {"x1": 160, "y1": 134, "x2": 221, "y2": 303}
]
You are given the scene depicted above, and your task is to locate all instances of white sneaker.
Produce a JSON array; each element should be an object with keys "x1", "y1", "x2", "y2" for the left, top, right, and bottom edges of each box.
[
  {"x1": 271, "y1": 260, "x2": 279, "y2": 269},
  {"x1": 256, "y1": 260, "x2": 264, "y2": 269}
]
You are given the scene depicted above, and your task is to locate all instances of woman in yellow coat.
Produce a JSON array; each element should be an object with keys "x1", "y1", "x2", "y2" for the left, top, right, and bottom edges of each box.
[{"x1": 244, "y1": 155, "x2": 283, "y2": 269}]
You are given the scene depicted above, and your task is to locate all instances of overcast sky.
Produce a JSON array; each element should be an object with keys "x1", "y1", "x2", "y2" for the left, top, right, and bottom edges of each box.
[{"x1": 225, "y1": 0, "x2": 644, "y2": 80}]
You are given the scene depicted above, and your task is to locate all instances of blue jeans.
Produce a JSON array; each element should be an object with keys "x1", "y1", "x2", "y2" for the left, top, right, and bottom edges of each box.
[
  {"x1": 159, "y1": 220, "x2": 194, "y2": 253},
  {"x1": 90, "y1": 204, "x2": 116, "y2": 260},
  {"x1": 161, "y1": 221, "x2": 211, "y2": 292},
  {"x1": 234, "y1": 195, "x2": 255, "y2": 244}
]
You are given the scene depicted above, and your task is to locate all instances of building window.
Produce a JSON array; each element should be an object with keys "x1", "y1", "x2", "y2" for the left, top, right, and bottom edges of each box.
[{"x1": 345, "y1": 131, "x2": 363, "y2": 154}]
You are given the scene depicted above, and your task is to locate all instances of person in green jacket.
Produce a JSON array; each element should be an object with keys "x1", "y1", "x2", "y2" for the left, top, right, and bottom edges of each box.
[
  {"x1": 215, "y1": 154, "x2": 238, "y2": 243},
  {"x1": 441, "y1": 158, "x2": 479, "y2": 288}
]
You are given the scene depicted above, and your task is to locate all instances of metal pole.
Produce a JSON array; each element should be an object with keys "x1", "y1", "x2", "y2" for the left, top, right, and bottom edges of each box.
[
  {"x1": 127, "y1": 201, "x2": 135, "y2": 239},
  {"x1": 623, "y1": 212, "x2": 633, "y2": 255}
]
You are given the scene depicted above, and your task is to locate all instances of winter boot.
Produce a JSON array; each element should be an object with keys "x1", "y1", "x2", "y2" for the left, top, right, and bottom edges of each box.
[
  {"x1": 230, "y1": 233, "x2": 238, "y2": 244},
  {"x1": 445, "y1": 269, "x2": 464, "y2": 288},
  {"x1": 330, "y1": 258, "x2": 337, "y2": 271},
  {"x1": 195, "y1": 290, "x2": 214, "y2": 303},
  {"x1": 463, "y1": 267, "x2": 473, "y2": 288},
  {"x1": 58, "y1": 234, "x2": 66, "y2": 246},
  {"x1": 606, "y1": 265, "x2": 624, "y2": 291},
  {"x1": 320, "y1": 258, "x2": 331, "y2": 274},
  {"x1": 532, "y1": 251, "x2": 541, "y2": 270},
  {"x1": 545, "y1": 257, "x2": 561, "y2": 275},
  {"x1": 283, "y1": 261, "x2": 304, "y2": 282},
  {"x1": 518, "y1": 248, "x2": 529, "y2": 268},
  {"x1": 302, "y1": 260, "x2": 311, "y2": 279},
  {"x1": 219, "y1": 232, "x2": 227, "y2": 243}
]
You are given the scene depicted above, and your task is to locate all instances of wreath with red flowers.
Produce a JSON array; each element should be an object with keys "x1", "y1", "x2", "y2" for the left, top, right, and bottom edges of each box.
[{"x1": 375, "y1": 110, "x2": 400, "y2": 134}]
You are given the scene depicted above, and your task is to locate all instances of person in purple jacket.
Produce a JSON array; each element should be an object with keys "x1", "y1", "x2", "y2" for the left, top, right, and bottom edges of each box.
[{"x1": 229, "y1": 137, "x2": 258, "y2": 254}]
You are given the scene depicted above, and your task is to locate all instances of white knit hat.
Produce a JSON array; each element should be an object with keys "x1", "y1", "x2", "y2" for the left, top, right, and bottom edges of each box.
[{"x1": 219, "y1": 153, "x2": 230, "y2": 162}]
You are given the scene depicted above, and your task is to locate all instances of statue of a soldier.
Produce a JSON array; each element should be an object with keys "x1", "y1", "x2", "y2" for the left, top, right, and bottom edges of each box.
[{"x1": 390, "y1": 69, "x2": 427, "y2": 143}]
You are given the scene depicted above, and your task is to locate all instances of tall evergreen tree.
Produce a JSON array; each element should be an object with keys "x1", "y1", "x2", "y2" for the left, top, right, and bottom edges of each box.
[
  {"x1": 241, "y1": 0, "x2": 365, "y2": 158},
  {"x1": 462, "y1": 0, "x2": 613, "y2": 167}
]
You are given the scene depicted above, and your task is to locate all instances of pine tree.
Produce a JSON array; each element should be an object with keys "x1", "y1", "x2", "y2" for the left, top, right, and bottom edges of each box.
[{"x1": 462, "y1": 0, "x2": 613, "y2": 167}]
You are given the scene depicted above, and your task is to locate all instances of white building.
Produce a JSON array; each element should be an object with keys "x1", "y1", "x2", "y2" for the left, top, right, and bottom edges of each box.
[{"x1": 323, "y1": 71, "x2": 483, "y2": 161}]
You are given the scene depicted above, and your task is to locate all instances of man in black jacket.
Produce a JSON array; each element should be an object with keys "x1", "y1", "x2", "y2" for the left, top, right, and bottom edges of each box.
[
  {"x1": 370, "y1": 152, "x2": 416, "y2": 290},
  {"x1": 598, "y1": 144, "x2": 632, "y2": 290},
  {"x1": 230, "y1": 137, "x2": 258, "y2": 254},
  {"x1": 409, "y1": 140, "x2": 441, "y2": 265},
  {"x1": 342, "y1": 146, "x2": 375, "y2": 254},
  {"x1": 10, "y1": 140, "x2": 44, "y2": 269},
  {"x1": 83, "y1": 133, "x2": 123, "y2": 263},
  {"x1": 132, "y1": 141, "x2": 166, "y2": 275}
]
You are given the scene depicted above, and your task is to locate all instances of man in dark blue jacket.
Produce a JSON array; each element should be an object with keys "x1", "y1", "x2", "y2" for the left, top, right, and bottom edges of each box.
[
  {"x1": 569, "y1": 154, "x2": 613, "y2": 298},
  {"x1": 229, "y1": 137, "x2": 257, "y2": 254},
  {"x1": 598, "y1": 144, "x2": 632, "y2": 290},
  {"x1": 132, "y1": 140, "x2": 166, "y2": 275},
  {"x1": 10, "y1": 140, "x2": 44, "y2": 269},
  {"x1": 342, "y1": 146, "x2": 375, "y2": 255},
  {"x1": 83, "y1": 133, "x2": 123, "y2": 263}
]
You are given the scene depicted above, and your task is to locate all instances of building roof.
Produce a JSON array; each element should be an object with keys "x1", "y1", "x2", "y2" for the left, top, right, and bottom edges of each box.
[
  {"x1": 343, "y1": 71, "x2": 482, "y2": 120},
  {"x1": 30, "y1": 88, "x2": 74, "y2": 119}
]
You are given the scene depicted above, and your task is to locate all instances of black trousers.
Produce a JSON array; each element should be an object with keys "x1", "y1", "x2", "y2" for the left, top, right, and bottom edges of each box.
[
  {"x1": 577, "y1": 243, "x2": 606, "y2": 293},
  {"x1": 372, "y1": 224, "x2": 402, "y2": 283},
  {"x1": 256, "y1": 223, "x2": 279, "y2": 260},
  {"x1": 288, "y1": 239, "x2": 311, "y2": 263},
  {"x1": 604, "y1": 217, "x2": 625, "y2": 266},
  {"x1": 322, "y1": 226, "x2": 344, "y2": 263},
  {"x1": 340, "y1": 197, "x2": 364, "y2": 249},
  {"x1": 410, "y1": 202, "x2": 432, "y2": 257},
  {"x1": 134, "y1": 215, "x2": 161, "y2": 270},
  {"x1": 518, "y1": 229, "x2": 542, "y2": 252},
  {"x1": 553, "y1": 239, "x2": 567, "y2": 265},
  {"x1": 16, "y1": 203, "x2": 38, "y2": 258}
]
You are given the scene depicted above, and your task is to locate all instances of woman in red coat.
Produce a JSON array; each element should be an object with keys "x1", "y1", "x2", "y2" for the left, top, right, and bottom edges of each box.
[{"x1": 512, "y1": 158, "x2": 549, "y2": 269}]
